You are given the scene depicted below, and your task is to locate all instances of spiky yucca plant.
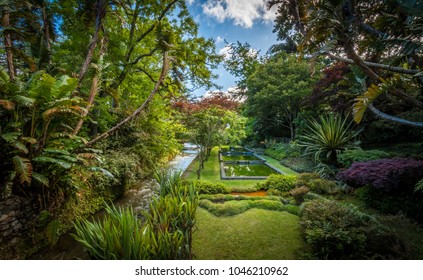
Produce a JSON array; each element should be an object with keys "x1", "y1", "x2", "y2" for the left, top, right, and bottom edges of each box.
[{"x1": 299, "y1": 114, "x2": 361, "y2": 165}]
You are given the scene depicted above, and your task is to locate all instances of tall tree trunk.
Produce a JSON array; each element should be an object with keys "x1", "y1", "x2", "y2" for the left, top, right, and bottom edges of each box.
[
  {"x1": 41, "y1": 5, "x2": 52, "y2": 66},
  {"x1": 77, "y1": 0, "x2": 107, "y2": 88},
  {"x1": 72, "y1": 39, "x2": 106, "y2": 136},
  {"x1": 3, "y1": 9, "x2": 15, "y2": 81}
]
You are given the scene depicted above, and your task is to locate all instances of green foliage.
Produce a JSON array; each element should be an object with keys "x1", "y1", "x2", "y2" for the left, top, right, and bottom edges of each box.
[
  {"x1": 307, "y1": 178, "x2": 338, "y2": 194},
  {"x1": 300, "y1": 198, "x2": 417, "y2": 259},
  {"x1": 89, "y1": 151, "x2": 142, "y2": 199},
  {"x1": 199, "y1": 198, "x2": 285, "y2": 217},
  {"x1": 285, "y1": 204, "x2": 300, "y2": 216},
  {"x1": 298, "y1": 114, "x2": 361, "y2": 165},
  {"x1": 264, "y1": 141, "x2": 302, "y2": 160},
  {"x1": 355, "y1": 186, "x2": 423, "y2": 223},
  {"x1": 415, "y1": 179, "x2": 423, "y2": 193},
  {"x1": 257, "y1": 174, "x2": 297, "y2": 192},
  {"x1": 300, "y1": 199, "x2": 376, "y2": 259},
  {"x1": 290, "y1": 186, "x2": 310, "y2": 205},
  {"x1": 338, "y1": 149, "x2": 391, "y2": 167},
  {"x1": 72, "y1": 181, "x2": 199, "y2": 260},
  {"x1": 191, "y1": 180, "x2": 230, "y2": 194},
  {"x1": 280, "y1": 157, "x2": 317, "y2": 173},
  {"x1": 45, "y1": 219, "x2": 60, "y2": 247},
  {"x1": 244, "y1": 52, "x2": 320, "y2": 141},
  {"x1": 154, "y1": 169, "x2": 182, "y2": 197}
]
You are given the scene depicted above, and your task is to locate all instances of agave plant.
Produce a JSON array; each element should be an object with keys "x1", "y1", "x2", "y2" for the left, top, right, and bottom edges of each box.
[{"x1": 298, "y1": 114, "x2": 361, "y2": 165}]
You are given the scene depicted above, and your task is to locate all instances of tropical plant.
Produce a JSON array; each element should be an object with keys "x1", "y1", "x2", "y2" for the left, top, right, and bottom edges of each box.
[
  {"x1": 72, "y1": 178, "x2": 199, "y2": 260},
  {"x1": 298, "y1": 114, "x2": 361, "y2": 165}
]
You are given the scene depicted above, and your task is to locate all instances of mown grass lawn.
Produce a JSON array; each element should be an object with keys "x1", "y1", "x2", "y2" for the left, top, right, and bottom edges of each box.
[{"x1": 193, "y1": 208, "x2": 304, "y2": 259}]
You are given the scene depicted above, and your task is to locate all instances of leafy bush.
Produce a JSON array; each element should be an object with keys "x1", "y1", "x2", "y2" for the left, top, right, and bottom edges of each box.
[
  {"x1": 290, "y1": 186, "x2": 310, "y2": 205},
  {"x1": 337, "y1": 158, "x2": 423, "y2": 193},
  {"x1": 89, "y1": 150, "x2": 142, "y2": 199},
  {"x1": 300, "y1": 199, "x2": 374, "y2": 259},
  {"x1": 192, "y1": 180, "x2": 230, "y2": 194},
  {"x1": 295, "y1": 173, "x2": 338, "y2": 194},
  {"x1": 257, "y1": 174, "x2": 297, "y2": 192},
  {"x1": 355, "y1": 186, "x2": 423, "y2": 222},
  {"x1": 301, "y1": 198, "x2": 419, "y2": 259},
  {"x1": 285, "y1": 204, "x2": 300, "y2": 215},
  {"x1": 338, "y1": 149, "x2": 391, "y2": 167},
  {"x1": 308, "y1": 178, "x2": 338, "y2": 194},
  {"x1": 199, "y1": 199, "x2": 251, "y2": 216},
  {"x1": 264, "y1": 142, "x2": 301, "y2": 160},
  {"x1": 280, "y1": 157, "x2": 316, "y2": 173},
  {"x1": 295, "y1": 172, "x2": 320, "y2": 183},
  {"x1": 199, "y1": 198, "x2": 285, "y2": 216}
]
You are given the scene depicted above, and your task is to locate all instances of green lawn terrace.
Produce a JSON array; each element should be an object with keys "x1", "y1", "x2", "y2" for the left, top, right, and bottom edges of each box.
[{"x1": 219, "y1": 147, "x2": 283, "y2": 180}]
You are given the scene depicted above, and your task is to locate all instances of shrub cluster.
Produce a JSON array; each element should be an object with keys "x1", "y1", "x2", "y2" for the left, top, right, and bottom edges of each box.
[
  {"x1": 338, "y1": 149, "x2": 391, "y2": 167},
  {"x1": 89, "y1": 151, "x2": 143, "y2": 200},
  {"x1": 290, "y1": 186, "x2": 310, "y2": 205},
  {"x1": 257, "y1": 174, "x2": 297, "y2": 192},
  {"x1": 355, "y1": 186, "x2": 423, "y2": 223},
  {"x1": 199, "y1": 199, "x2": 285, "y2": 216},
  {"x1": 191, "y1": 180, "x2": 231, "y2": 194},
  {"x1": 300, "y1": 199, "x2": 415, "y2": 259},
  {"x1": 279, "y1": 157, "x2": 316, "y2": 173},
  {"x1": 264, "y1": 142, "x2": 301, "y2": 160},
  {"x1": 337, "y1": 158, "x2": 423, "y2": 193},
  {"x1": 296, "y1": 173, "x2": 339, "y2": 194}
]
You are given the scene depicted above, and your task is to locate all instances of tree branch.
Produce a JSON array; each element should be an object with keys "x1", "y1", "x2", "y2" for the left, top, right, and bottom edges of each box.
[
  {"x1": 84, "y1": 51, "x2": 170, "y2": 147},
  {"x1": 368, "y1": 104, "x2": 423, "y2": 127},
  {"x1": 326, "y1": 52, "x2": 420, "y2": 75}
]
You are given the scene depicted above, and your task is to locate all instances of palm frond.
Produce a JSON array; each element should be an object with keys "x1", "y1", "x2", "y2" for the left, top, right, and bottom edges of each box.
[
  {"x1": 353, "y1": 75, "x2": 402, "y2": 123},
  {"x1": 32, "y1": 156, "x2": 73, "y2": 169}
]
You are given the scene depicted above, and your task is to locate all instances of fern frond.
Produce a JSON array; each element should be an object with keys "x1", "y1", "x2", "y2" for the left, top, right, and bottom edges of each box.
[{"x1": 13, "y1": 156, "x2": 33, "y2": 184}]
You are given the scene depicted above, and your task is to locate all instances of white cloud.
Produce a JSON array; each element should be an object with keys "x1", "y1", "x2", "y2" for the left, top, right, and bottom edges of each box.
[
  {"x1": 218, "y1": 45, "x2": 258, "y2": 61},
  {"x1": 216, "y1": 35, "x2": 224, "y2": 44},
  {"x1": 186, "y1": 0, "x2": 195, "y2": 5},
  {"x1": 218, "y1": 45, "x2": 232, "y2": 59},
  {"x1": 202, "y1": 0, "x2": 277, "y2": 28}
]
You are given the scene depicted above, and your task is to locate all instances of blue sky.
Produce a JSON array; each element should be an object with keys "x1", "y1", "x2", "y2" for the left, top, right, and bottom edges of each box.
[{"x1": 186, "y1": 0, "x2": 280, "y2": 97}]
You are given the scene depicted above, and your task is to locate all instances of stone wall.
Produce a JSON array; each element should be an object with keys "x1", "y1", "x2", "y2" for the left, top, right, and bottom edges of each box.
[{"x1": 0, "y1": 196, "x2": 34, "y2": 247}]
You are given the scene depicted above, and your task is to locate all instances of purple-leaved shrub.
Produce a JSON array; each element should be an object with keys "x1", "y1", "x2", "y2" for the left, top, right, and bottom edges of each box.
[{"x1": 337, "y1": 158, "x2": 423, "y2": 193}]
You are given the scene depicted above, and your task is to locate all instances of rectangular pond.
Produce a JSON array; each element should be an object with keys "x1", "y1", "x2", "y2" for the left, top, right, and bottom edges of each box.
[{"x1": 224, "y1": 163, "x2": 279, "y2": 177}]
